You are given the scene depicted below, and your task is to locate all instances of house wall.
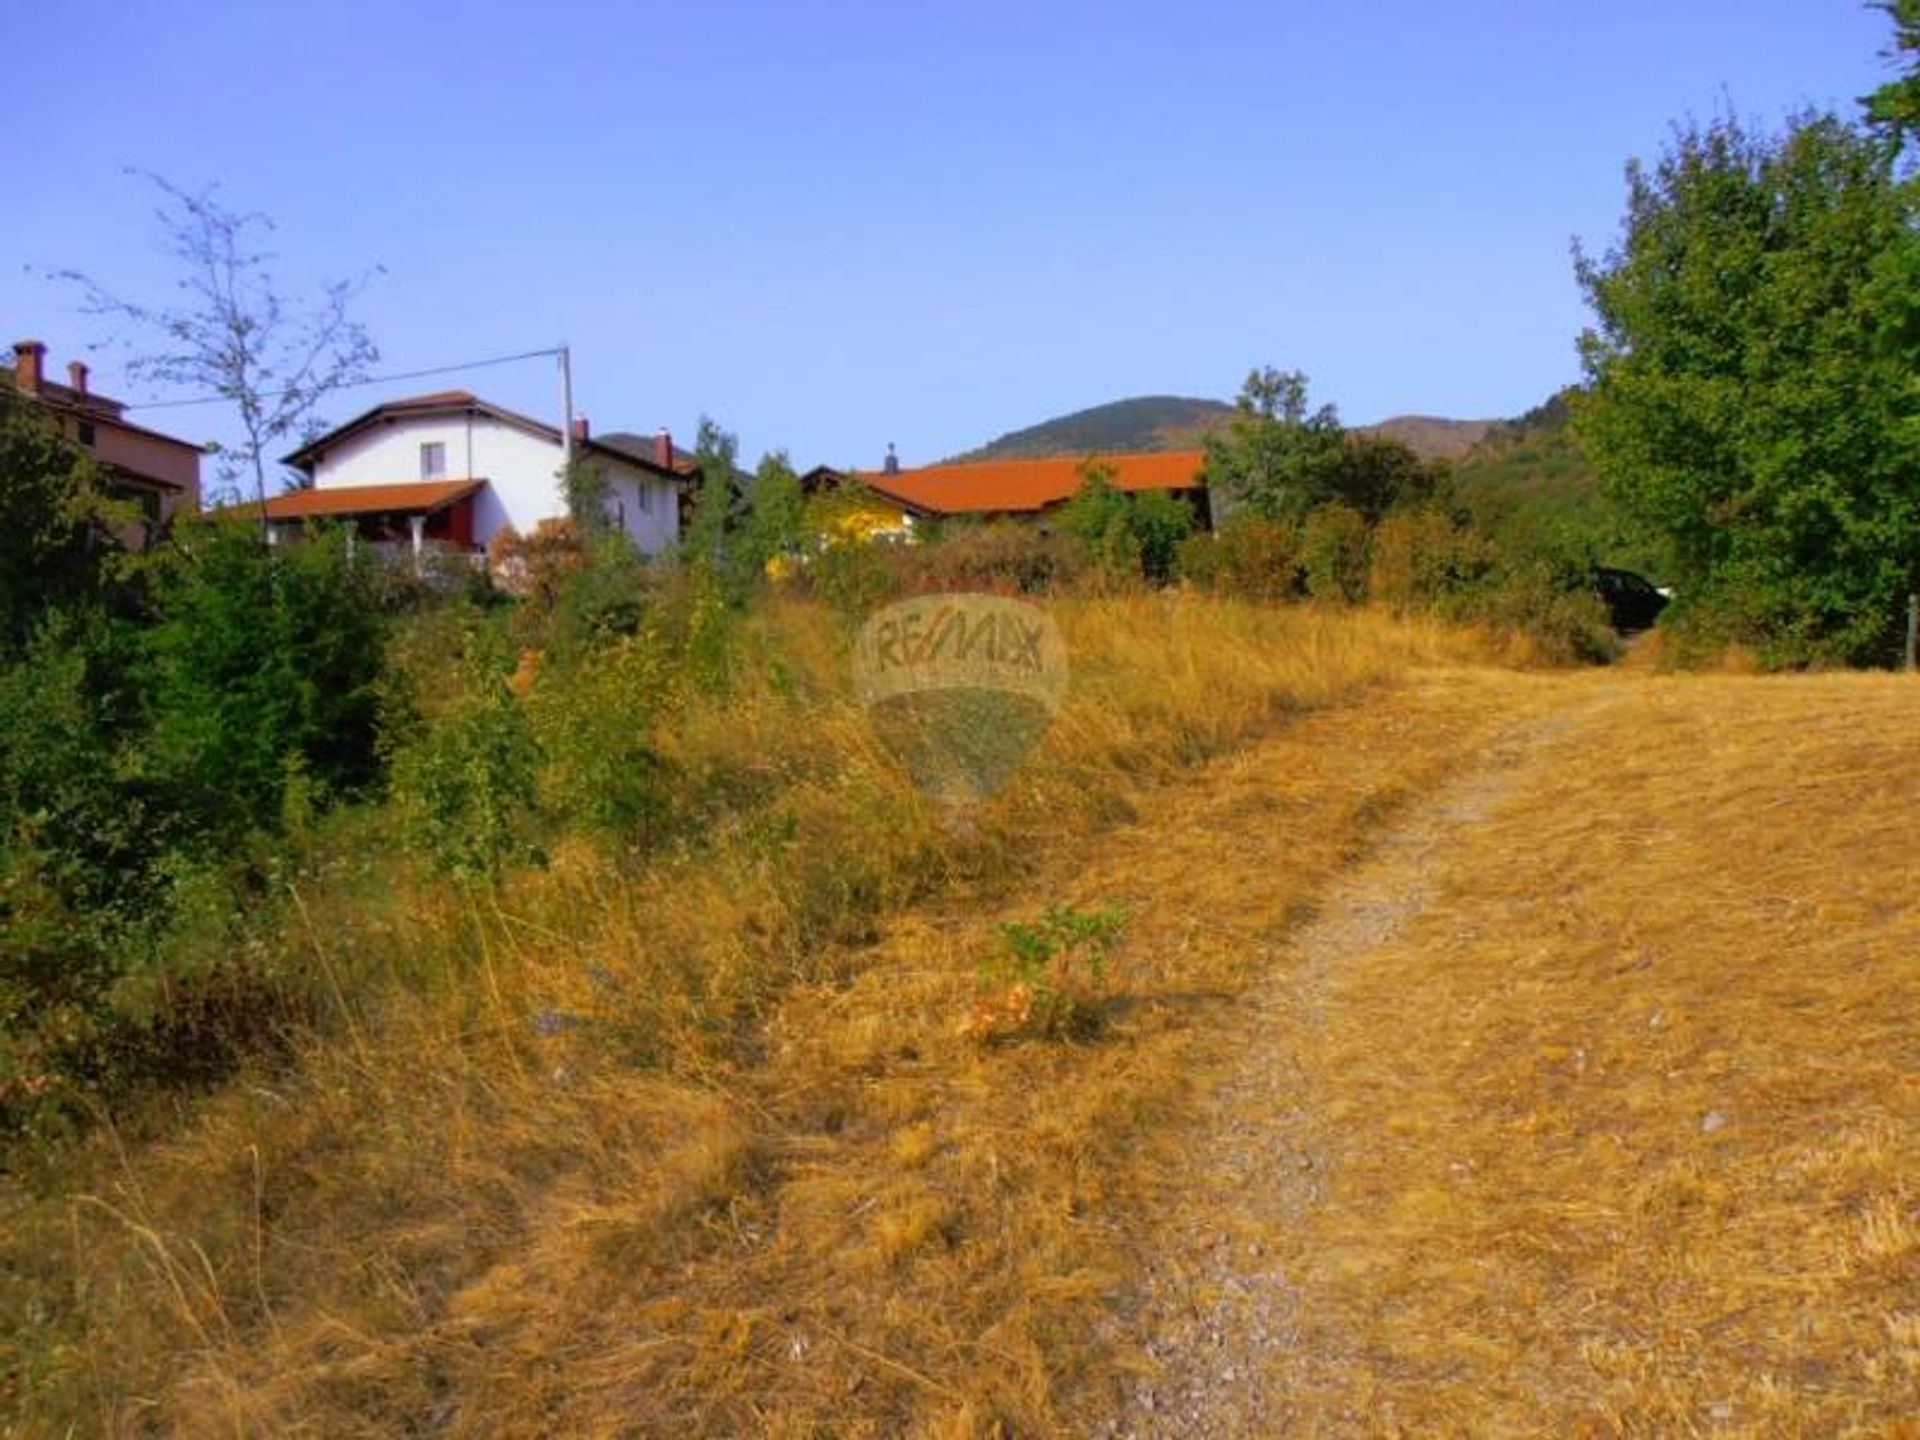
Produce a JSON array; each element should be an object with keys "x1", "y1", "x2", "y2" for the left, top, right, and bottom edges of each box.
[
  {"x1": 92, "y1": 423, "x2": 201, "y2": 518},
  {"x1": 310, "y1": 414, "x2": 679, "y2": 554},
  {"x1": 598, "y1": 465, "x2": 679, "y2": 553}
]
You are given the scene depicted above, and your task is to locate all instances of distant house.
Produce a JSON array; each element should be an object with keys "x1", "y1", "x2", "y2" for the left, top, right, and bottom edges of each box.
[
  {"x1": 805, "y1": 448, "x2": 1211, "y2": 535},
  {"x1": 7, "y1": 339, "x2": 202, "y2": 536},
  {"x1": 253, "y1": 390, "x2": 692, "y2": 561}
]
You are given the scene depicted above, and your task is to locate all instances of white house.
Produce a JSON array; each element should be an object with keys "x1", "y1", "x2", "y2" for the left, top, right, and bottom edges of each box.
[{"x1": 255, "y1": 389, "x2": 690, "y2": 559}]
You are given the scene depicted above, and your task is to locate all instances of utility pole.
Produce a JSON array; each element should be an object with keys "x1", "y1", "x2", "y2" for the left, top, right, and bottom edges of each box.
[{"x1": 558, "y1": 343, "x2": 575, "y2": 472}]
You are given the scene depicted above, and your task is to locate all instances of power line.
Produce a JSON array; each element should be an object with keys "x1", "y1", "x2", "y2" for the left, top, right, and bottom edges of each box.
[{"x1": 121, "y1": 345, "x2": 563, "y2": 412}]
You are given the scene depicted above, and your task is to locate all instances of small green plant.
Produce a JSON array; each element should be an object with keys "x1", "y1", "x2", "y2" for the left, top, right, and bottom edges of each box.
[
  {"x1": 389, "y1": 649, "x2": 540, "y2": 880},
  {"x1": 965, "y1": 904, "x2": 1128, "y2": 1040}
]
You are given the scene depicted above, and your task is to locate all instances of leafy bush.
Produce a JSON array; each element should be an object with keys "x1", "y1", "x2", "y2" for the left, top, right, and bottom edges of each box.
[
  {"x1": 884, "y1": 523, "x2": 1081, "y2": 597},
  {"x1": 0, "y1": 614, "x2": 164, "y2": 1126},
  {"x1": 389, "y1": 644, "x2": 541, "y2": 880},
  {"x1": 1178, "y1": 515, "x2": 1303, "y2": 600},
  {"x1": 1457, "y1": 554, "x2": 1620, "y2": 664},
  {"x1": 1054, "y1": 465, "x2": 1194, "y2": 585},
  {"x1": 801, "y1": 536, "x2": 900, "y2": 617},
  {"x1": 548, "y1": 529, "x2": 653, "y2": 657},
  {"x1": 144, "y1": 520, "x2": 388, "y2": 842},
  {"x1": 1299, "y1": 502, "x2": 1370, "y2": 604},
  {"x1": 1398, "y1": 516, "x2": 1617, "y2": 663},
  {"x1": 1129, "y1": 489, "x2": 1199, "y2": 584},
  {"x1": 736, "y1": 452, "x2": 808, "y2": 588},
  {"x1": 964, "y1": 904, "x2": 1128, "y2": 1040},
  {"x1": 526, "y1": 633, "x2": 679, "y2": 853},
  {"x1": 1366, "y1": 506, "x2": 1491, "y2": 611},
  {"x1": 0, "y1": 604, "x2": 301, "y2": 1135},
  {"x1": 489, "y1": 517, "x2": 588, "y2": 608}
]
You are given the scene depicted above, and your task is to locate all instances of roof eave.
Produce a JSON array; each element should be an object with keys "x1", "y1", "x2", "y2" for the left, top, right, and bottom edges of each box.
[
  {"x1": 223, "y1": 478, "x2": 487, "y2": 522},
  {"x1": 284, "y1": 398, "x2": 694, "y2": 483},
  {"x1": 579, "y1": 436, "x2": 693, "y2": 484}
]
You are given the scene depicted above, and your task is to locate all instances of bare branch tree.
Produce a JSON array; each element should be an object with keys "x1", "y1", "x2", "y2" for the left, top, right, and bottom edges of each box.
[{"x1": 43, "y1": 171, "x2": 382, "y2": 518}]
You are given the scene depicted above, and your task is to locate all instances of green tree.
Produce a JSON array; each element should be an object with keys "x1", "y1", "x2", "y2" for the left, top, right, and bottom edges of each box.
[
  {"x1": 1202, "y1": 367, "x2": 1345, "y2": 524},
  {"x1": 1055, "y1": 461, "x2": 1193, "y2": 584},
  {"x1": 739, "y1": 450, "x2": 807, "y2": 581},
  {"x1": 1866, "y1": 0, "x2": 1920, "y2": 146},
  {"x1": 1573, "y1": 110, "x2": 1920, "y2": 664},
  {"x1": 1324, "y1": 433, "x2": 1443, "y2": 521},
  {"x1": 1128, "y1": 488, "x2": 1197, "y2": 584},
  {"x1": 0, "y1": 387, "x2": 130, "y2": 654},
  {"x1": 683, "y1": 416, "x2": 742, "y2": 569},
  {"x1": 562, "y1": 457, "x2": 612, "y2": 532},
  {"x1": 1054, "y1": 461, "x2": 1130, "y2": 554}
]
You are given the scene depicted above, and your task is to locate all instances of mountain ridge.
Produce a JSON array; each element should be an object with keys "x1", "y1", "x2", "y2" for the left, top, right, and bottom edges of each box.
[{"x1": 944, "y1": 395, "x2": 1501, "y2": 465}]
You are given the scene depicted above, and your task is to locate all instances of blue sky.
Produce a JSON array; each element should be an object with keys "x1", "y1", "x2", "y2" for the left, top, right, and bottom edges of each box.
[{"x1": 6, "y1": 1, "x2": 1897, "y2": 481}]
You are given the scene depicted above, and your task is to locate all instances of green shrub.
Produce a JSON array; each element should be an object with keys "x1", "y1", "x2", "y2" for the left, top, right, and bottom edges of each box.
[
  {"x1": 526, "y1": 633, "x2": 679, "y2": 853},
  {"x1": 1178, "y1": 515, "x2": 1302, "y2": 600},
  {"x1": 1055, "y1": 467, "x2": 1195, "y2": 586},
  {"x1": 972, "y1": 904, "x2": 1128, "y2": 1040},
  {"x1": 1366, "y1": 506, "x2": 1491, "y2": 611},
  {"x1": 804, "y1": 538, "x2": 900, "y2": 617},
  {"x1": 1129, "y1": 489, "x2": 1197, "y2": 584},
  {"x1": 0, "y1": 611, "x2": 267, "y2": 1134},
  {"x1": 390, "y1": 651, "x2": 541, "y2": 880},
  {"x1": 145, "y1": 519, "x2": 387, "y2": 842},
  {"x1": 549, "y1": 529, "x2": 653, "y2": 657},
  {"x1": 1454, "y1": 555, "x2": 1619, "y2": 664},
  {"x1": 0, "y1": 620, "x2": 150, "y2": 1128},
  {"x1": 1299, "y1": 502, "x2": 1370, "y2": 604},
  {"x1": 897, "y1": 523, "x2": 1079, "y2": 597}
]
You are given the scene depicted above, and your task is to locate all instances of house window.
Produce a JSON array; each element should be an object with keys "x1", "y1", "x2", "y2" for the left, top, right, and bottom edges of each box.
[
  {"x1": 420, "y1": 442, "x2": 446, "y2": 480},
  {"x1": 77, "y1": 420, "x2": 96, "y2": 447},
  {"x1": 637, "y1": 480, "x2": 652, "y2": 513}
]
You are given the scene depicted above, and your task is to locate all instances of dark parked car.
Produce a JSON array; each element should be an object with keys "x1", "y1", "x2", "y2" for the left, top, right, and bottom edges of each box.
[{"x1": 1594, "y1": 567, "x2": 1670, "y2": 632}]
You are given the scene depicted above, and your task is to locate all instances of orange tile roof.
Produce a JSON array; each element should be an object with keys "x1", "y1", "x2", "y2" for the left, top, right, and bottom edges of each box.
[
  {"x1": 230, "y1": 479, "x2": 485, "y2": 520},
  {"x1": 856, "y1": 451, "x2": 1207, "y2": 516}
]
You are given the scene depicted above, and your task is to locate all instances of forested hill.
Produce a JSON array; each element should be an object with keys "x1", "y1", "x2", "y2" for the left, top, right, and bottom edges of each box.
[
  {"x1": 1365, "y1": 415, "x2": 1497, "y2": 460},
  {"x1": 946, "y1": 396, "x2": 1235, "y2": 462},
  {"x1": 1442, "y1": 387, "x2": 1671, "y2": 576},
  {"x1": 1450, "y1": 389, "x2": 1594, "y2": 512},
  {"x1": 948, "y1": 395, "x2": 1500, "y2": 463}
]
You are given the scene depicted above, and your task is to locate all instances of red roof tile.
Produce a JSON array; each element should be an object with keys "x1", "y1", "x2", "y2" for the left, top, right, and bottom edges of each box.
[
  {"x1": 856, "y1": 451, "x2": 1207, "y2": 516},
  {"x1": 229, "y1": 479, "x2": 484, "y2": 521}
]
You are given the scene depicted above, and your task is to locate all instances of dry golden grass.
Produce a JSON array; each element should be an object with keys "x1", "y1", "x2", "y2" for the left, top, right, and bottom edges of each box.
[
  {"x1": 1229, "y1": 673, "x2": 1920, "y2": 1434},
  {"x1": 0, "y1": 596, "x2": 1509, "y2": 1437},
  {"x1": 13, "y1": 597, "x2": 1908, "y2": 1437}
]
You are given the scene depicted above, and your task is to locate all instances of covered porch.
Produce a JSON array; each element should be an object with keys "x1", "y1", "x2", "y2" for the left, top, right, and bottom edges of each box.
[{"x1": 242, "y1": 479, "x2": 487, "y2": 567}]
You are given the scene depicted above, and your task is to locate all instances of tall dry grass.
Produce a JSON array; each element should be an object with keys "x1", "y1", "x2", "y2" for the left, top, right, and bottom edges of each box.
[{"x1": 0, "y1": 594, "x2": 1508, "y2": 1437}]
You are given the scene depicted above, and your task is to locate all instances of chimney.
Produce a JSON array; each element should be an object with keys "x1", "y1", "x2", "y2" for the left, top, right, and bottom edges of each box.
[
  {"x1": 67, "y1": 360, "x2": 89, "y2": 397},
  {"x1": 883, "y1": 442, "x2": 900, "y2": 476},
  {"x1": 12, "y1": 340, "x2": 45, "y2": 396},
  {"x1": 653, "y1": 427, "x2": 673, "y2": 467},
  {"x1": 572, "y1": 414, "x2": 590, "y2": 443}
]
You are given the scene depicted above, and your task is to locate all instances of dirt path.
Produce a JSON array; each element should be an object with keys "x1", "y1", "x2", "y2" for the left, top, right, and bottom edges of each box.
[{"x1": 1097, "y1": 680, "x2": 1618, "y2": 1438}]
